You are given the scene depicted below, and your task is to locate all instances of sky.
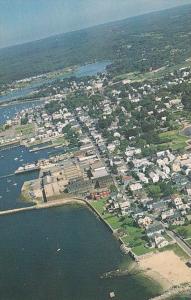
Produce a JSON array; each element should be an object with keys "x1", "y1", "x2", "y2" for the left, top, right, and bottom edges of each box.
[{"x1": 1, "y1": 0, "x2": 191, "y2": 48}]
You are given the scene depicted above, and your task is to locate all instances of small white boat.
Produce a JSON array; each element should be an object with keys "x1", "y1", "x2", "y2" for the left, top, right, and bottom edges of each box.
[
  {"x1": 14, "y1": 157, "x2": 18, "y2": 161},
  {"x1": 57, "y1": 248, "x2": 61, "y2": 252},
  {"x1": 110, "y1": 292, "x2": 115, "y2": 298}
]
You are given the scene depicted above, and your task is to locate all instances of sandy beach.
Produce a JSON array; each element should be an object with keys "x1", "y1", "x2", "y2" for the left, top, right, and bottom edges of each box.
[{"x1": 139, "y1": 250, "x2": 191, "y2": 290}]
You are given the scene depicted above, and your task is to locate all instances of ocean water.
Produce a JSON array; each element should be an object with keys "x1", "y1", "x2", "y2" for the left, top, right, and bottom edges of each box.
[
  {"x1": 0, "y1": 146, "x2": 162, "y2": 299},
  {"x1": 0, "y1": 206, "x2": 161, "y2": 300}
]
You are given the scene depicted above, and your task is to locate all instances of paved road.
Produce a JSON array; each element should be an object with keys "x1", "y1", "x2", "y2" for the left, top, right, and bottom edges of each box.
[{"x1": 167, "y1": 230, "x2": 191, "y2": 257}]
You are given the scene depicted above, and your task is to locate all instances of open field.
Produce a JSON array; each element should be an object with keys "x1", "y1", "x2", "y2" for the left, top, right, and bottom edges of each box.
[
  {"x1": 158, "y1": 130, "x2": 189, "y2": 151},
  {"x1": 15, "y1": 124, "x2": 35, "y2": 136},
  {"x1": 52, "y1": 136, "x2": 67, "y2": 146},
  {"x1": 114, "y1": 68, "x2": 166, "y2": 83},
  {"x1": 139, "y1": 250, "x2": 191, "y2": 290},
  {"x1": 114, "y1": 59, "x2": 191, "y2": 83}
]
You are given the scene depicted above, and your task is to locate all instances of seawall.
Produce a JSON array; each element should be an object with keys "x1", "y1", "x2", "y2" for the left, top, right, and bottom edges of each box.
[{"x1": 85, "y1": 200, "x2": 138, "y2": 260}]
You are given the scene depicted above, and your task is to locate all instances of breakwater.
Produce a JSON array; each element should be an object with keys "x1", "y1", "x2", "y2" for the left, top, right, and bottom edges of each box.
[{"x1": 0, "y1": 198, "x2": 85, "y2": 216}]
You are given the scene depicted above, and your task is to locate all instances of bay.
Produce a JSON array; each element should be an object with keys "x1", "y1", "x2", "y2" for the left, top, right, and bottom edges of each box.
[
  {"x1": 0, "y1": 61, "x2": 109, "y2": 103},
  {"x1": 0, "y1": 206, "x2": 160, "y2": 300}
]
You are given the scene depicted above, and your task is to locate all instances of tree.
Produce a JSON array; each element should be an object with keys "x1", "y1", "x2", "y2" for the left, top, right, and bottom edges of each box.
[
  {"x1": 110, "y1": 184, "x2": 117, "y2": 193},
  {"x1": 95, "y1": 180, "x2": 100, "y2": 189},
  {"x1": 176, "y1": 227, "x2": 187, "y2": 239},
  {"x1": 148, "y1": 184, "x2": 161, "y2": 199}
]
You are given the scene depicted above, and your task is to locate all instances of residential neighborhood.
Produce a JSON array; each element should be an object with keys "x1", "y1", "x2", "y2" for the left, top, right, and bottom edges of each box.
[{"x1": 1, "y1": 63, "x2": 191, "y2": 260}]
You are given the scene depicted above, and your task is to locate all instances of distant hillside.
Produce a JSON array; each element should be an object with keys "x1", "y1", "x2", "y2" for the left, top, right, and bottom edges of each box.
[{"x1": 1, "y1": 4, "x2": 191, "y2": 83}]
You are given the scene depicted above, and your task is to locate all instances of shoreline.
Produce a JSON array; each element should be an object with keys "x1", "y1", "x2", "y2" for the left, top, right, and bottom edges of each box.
[
  {"x1": 1, "y1": 196, "x2": 191, "y2": 299},
  {"x1": 138, "y1": 250, "x2": 191, "y2": 292}
]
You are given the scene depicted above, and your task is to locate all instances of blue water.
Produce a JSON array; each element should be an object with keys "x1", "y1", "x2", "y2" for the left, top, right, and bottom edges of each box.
[
  {"x1": 0, "y1": 205, "x2": 161, "y2": 300},
  {"x1": 0, "y1": 146, "x2": 65, "y2": 210},
  {"x1": 74, "y1": 61, "x2": 109, "y2": 77},
  {"x1": 0, "y1": 100, "x2": 44, "y2": 125},
  {"x1": 0, "y1": 61, "x2": 109, "y2": 103},
  {"x1": 0, "y1": 144, "x2": 162, "y2": 300},
  {"x1": 0, "y1": 66, "x2": 163, "y2": 299}
]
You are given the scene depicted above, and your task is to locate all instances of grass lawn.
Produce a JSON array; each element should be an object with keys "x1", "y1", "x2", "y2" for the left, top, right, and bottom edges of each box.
[
  {"x1": 91, "y1": 199, "x2": 151, "y2": 256},
  {"x1": 121, "y1": 225, "x2": 144, "y2": 244},
  {"x1": 104, "y1": 215, "x2": 122, "y2": 229},
  {"x1": 132, "y1": 244, "x2": 154, "y2": 256},
  {"x1": 114, "y1": 60, "x2": 191, "y2": 83},
  {"x1": 158, "y1": 130, "x2": 188, "y2": 151},
  {"x1": 162, "y1": 232, "x2": 173, "y2": 242},
  {"x1": 16, "y1": 124, "x2": 35, "y2": 136},
  {"x1": 114, "y1": 68, "x2": 166, "y2": 82},
  {"x1": 91, "y1": 199, "x2": 123, "y2": 229},
  {"x1": 174, "y1": 224, "x2": 191, "y2": 239},
  {"x1": 186, "y1": 239, "x2": 191, "y2": 246},
  {"x1": 91, "y1": 199, "x2": 106, "y2": 214},
  {"x1": 52, "y1": 136, "x2": 67, "y2": 146}
]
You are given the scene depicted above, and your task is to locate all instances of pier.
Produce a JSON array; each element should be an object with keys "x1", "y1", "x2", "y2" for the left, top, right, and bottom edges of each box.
[{"x1": 0, "y1": 173, "x2": 15, "y2": 180}]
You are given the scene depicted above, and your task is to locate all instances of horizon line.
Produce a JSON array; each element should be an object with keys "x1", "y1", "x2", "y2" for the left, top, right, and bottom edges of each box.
[{"x1": 0, "y1": 2, "x2": 190, "y2": 51}]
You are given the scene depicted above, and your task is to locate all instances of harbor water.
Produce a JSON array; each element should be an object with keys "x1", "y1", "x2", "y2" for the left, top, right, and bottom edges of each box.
[{"x1": 0, "y1": 144, "x2": 163, "y2": 300}]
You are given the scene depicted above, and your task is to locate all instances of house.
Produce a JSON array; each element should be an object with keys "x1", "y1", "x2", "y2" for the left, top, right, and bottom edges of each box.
[
  {"x1": 107, "y1": 143, "x2": 116, "y2": 152},
  {"x1": 166, "y1": 211, "x2": 186, "y2": 226},
  {"x1": 137, "y1": 173, "x2": 149, "y2": 184},
  {"x1": 147, "y1": 200, "x2": 168, "y2": 214},
  {"x1": 129, "y1": 183, "x2": 143, "y2": 192},
  {"x1": 153, "y1": 233, "x2": 169, "y2": 249},
  {"x1": 138, "y1": 216, "x2": 153, "y2": 228},
  {"x1": 120, "y1": 201, "x2": 130, "y2": 215},
  {"x1": 186, "y1": 183, "x2": 191, "y2": 197},
  {"x1": 132, "y1": 158, "x2": 151, "y2": 168},
  {"x1": 149, "y1": 172, "x2": 159, "y2": 183},
  {"x1": 122, "y1": 175, "x2": 133, "y2": 186},
  {"x1": 146, "y1": 222, "x2": 164, "y2": 237},
  {"x1": 171, "y1": 194, "x2": 183, "y2": 209},
  {"x1": 131, "y1": 207, "x2": 145, "y2": 219},
  {"x1": 161, "y1": 209, "x2": 174, "y2": 220}
]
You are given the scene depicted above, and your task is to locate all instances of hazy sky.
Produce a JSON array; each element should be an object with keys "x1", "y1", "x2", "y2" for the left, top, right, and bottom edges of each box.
[{"x1": 1, "y1": 0, "x2": 191, "y2": 48}]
